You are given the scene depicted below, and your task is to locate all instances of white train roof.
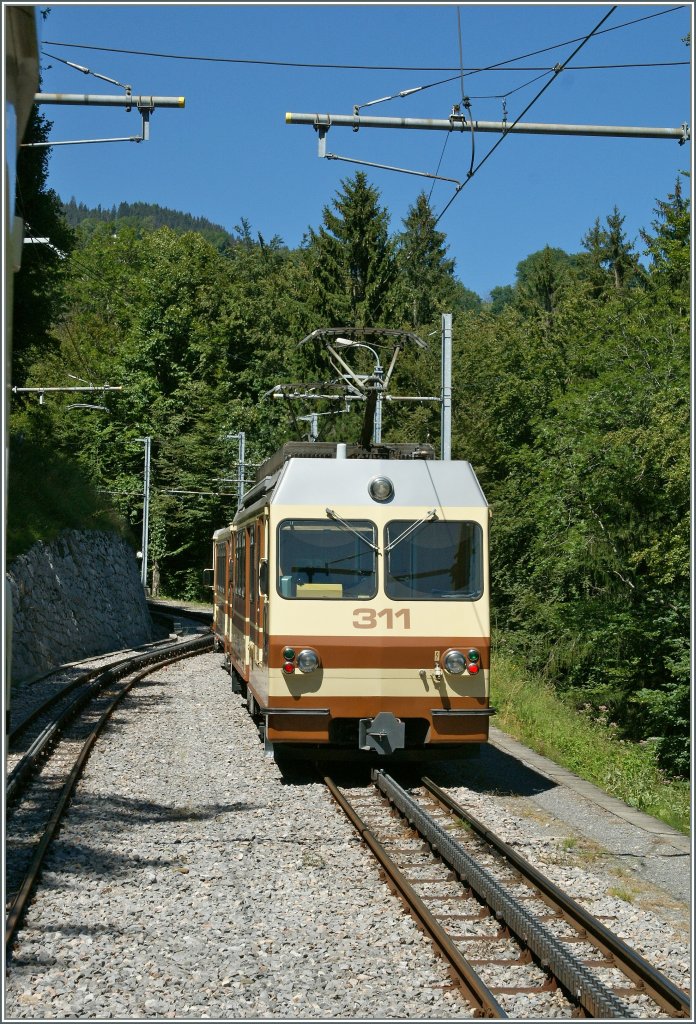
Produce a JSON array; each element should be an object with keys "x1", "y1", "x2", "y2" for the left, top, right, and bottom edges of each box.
[{"x1": 272, "y1": 457, "x2": 488, "y2": 509}]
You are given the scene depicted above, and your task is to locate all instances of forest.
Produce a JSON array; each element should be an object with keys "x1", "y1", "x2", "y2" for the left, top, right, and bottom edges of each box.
[{"x1": 9, "y1": 107, "x2": 690, "y2": 778}]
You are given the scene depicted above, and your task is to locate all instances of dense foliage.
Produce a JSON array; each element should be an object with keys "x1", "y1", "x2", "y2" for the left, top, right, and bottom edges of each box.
[
  {"x1": 62, "y1": 198, "x2": 237, "y2": 251},
  {"x1": 9, "y1": 168, "x2": 690, "y2": 777}
]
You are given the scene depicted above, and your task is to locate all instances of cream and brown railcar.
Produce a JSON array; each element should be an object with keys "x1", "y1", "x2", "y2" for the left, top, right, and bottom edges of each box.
[{"x1": 212, "y1": 442, "x2": 493, "y2": 760}]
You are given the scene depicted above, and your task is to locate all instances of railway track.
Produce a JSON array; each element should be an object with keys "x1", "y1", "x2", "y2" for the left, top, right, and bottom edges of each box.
[
  {"x1": 326, "y1": 770, "x2": 691, "y2": 1020},
  {"x1": 146, "y1": 599, "x2": 213, "y2": 631},
  {"x1": 5, "y1": 633, "x2": 214, "y2": 954}
]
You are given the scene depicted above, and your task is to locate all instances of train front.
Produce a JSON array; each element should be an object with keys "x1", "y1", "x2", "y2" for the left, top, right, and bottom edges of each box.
[{"x1": 264, "y1": 454, "x2": 492, "y2": 760}]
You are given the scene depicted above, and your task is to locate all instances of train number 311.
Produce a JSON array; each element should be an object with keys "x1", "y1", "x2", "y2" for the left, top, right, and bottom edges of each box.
[{"x1": 353, "y1": 608, "x2": 411, "y2": 629}]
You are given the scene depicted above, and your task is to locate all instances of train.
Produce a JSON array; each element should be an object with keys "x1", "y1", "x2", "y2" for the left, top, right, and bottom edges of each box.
[{"x1": 210, "y1": 439, "x2": 493, "y2": 760}]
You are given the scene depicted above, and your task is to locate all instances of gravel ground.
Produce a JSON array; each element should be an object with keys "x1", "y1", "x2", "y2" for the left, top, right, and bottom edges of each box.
[{"x1": 4, "y1": 649, "x2": 691, "y2": 1020}]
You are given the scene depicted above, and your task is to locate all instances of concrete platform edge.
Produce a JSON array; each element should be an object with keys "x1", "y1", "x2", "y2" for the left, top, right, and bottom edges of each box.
[{"x1": 488, "y1": 725, "x2": 691, "y2": 855}]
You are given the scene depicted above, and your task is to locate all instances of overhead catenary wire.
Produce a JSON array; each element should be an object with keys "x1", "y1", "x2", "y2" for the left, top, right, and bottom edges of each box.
[
  {"x1": 42, "y1": 5, "x2": 686, "y2": 71},
  {"x1": 456, "y1": 7, "x2": 466, "y2": 110},
  {"x1": 427, "y1": 133, "x2": 452, "y2": 202},
  {"x1": 433, "y1": 5, "x2": 619, "y2": 228},
  {"x1": 454, "y1": 6, "x2": 476, "y2": 181},
  {"x1": 41, "y1": 50, "x2": 131, "y2": 91}
]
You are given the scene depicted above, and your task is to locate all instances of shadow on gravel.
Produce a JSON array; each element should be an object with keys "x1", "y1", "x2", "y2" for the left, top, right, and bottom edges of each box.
[
  {"x1": 17, "y1": 791, "x2": 266, "y2": 889},
  {"x1": 275, "y1": 746, "x2": 557, "y2": 798},
  {"x1": 427, "y1": 745, "x2": 557, "y2": 797},
  {"x1": 66, "y1": 791, "x2": 262, "y2": 827}
]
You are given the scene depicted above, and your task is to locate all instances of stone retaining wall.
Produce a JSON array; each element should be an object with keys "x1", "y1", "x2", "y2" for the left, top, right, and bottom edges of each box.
[{"x1": 7, "y1": 529, "x2": 152, "y2": 682}]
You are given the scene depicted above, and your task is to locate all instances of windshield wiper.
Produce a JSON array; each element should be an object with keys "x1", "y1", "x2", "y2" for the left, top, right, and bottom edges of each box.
[
  {"x1": 325, "y1": 508, "x2": 380, "y2": 554},
  {"x1": 384, "y1": 510, "x2": 438, "y2": 553}
]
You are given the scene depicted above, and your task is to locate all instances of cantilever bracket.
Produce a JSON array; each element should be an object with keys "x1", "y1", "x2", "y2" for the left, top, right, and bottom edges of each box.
[
  {"x1": 309, "y1": 114, "x2": 332, "y2": 157},
  {"x1": 316, "y1": 124, "x2": 328, "y2": 157}
]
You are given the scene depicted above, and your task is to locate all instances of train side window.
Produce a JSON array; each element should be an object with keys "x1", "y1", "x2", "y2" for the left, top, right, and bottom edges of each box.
[
  {"x1": 384, "y1": 520, "x2": 483, "y2": 601},
  {"x1": 216, "y1": 543, "x2": 226, "y2": 595},
  {"x1": 235, "y1": 531, "x2": 246, "y2": 599},
  {"x1": 259, "y1": 559, "x2": 269, "y2": 596},
  {"x1": 277, "y1": 519, "x2": 377, "y2": 600},
  {"x1": 249, "y1": 528, "x2": 257, "y2": 621}
]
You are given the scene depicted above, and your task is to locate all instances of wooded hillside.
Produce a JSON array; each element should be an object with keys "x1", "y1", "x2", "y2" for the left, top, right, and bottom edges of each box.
[{"x1": 10, "y1": 166, "x2": 690, "y2": 777}]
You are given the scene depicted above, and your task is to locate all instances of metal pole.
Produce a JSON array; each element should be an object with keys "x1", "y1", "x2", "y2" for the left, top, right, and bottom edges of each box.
[
  {"x1": 35, "y1": 93, "x2": 185, "y2": 107},
  {"x1": 441, "y1": 314, "x2": 452, "y2": 462},
  {"x1": 237, "y1": 432, "x2": 245, "y2": 509},
  {"x1": 136, "y1": 437, "x2": 151, "y2": 589},
  {"x1": 374, "y1": 364, "x2": 384, "y2": 444},
  {"x1": 11, "y1": 385, "x2": 122, "y2": 394},
  {"x1": 287, "y1": 111, "x2": 690, "y2": 143}
]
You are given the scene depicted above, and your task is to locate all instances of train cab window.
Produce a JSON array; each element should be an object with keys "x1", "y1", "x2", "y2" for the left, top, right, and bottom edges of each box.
[
  {"x1": 384, "y1": 520, "x2": 483, "y2": 601},
  {"x1": 277, "y1": 519, "x2": 377, "y2": 600}
]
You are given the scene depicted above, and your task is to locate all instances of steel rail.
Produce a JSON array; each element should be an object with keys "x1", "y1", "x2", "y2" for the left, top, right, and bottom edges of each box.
[
  {"x1": 6, "y1": 635, "x2": 213, "y2": 802},
  {"x1": 323, "y1": 775, "x2": 507, "y2": 1019},
  {"x1": 374, "y1": 770, "x2": 630, "y2": 1019},
  {"x1": 8, "y1": 664, "x2": 104, "y2": 745},
  {"x1": 5, "y1": 640, "x2": 213, "y2": 953},
  {"x1": 422, "y1": 776, "x2": 692, "y2": 1019},
  {"x1": 146, "y1": 600, "x2": 213, "y2": 626},
  {"x1": 10, "y1": 609, "x2": 211, "y2": 745},
  {"x1": 8, "y1": 643, "x2": 172, "y2": 744}
]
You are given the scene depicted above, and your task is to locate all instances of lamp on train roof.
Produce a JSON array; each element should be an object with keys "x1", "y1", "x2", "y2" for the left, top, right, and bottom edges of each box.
[{"x1": 369, "y1": 476, "x2": 394, "y2": 503}]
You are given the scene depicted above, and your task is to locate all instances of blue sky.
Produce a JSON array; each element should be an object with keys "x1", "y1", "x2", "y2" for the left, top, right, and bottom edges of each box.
[{"x1": 33, "y1": 2, "x2": 692, "y2": 299}]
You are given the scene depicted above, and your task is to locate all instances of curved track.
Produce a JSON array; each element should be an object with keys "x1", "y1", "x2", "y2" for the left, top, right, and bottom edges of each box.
[{"x1": 5, "y1": 634, "x2": 214, "y2": 954}]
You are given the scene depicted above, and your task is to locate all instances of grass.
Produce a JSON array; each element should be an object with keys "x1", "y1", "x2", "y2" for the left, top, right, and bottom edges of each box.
[{"x1": 491, "y1": 651, "x2": 690, "y2": 836}]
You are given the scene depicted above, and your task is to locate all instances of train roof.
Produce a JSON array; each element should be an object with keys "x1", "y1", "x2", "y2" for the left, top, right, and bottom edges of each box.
[
  {"x1": 234, "y1": 444, "x2": 487, "y2": 524},
  {"x1": 254, "y1": 441, "x2": 436, "y2": 481}
]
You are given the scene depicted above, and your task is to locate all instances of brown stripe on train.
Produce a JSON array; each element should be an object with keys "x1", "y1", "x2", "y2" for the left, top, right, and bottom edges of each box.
[
  {"x1": 269, "y1": 637, "x2": 489, "y2": 670},
  {"x1": 263, "y1": 695, "x2": 491, "y2": 744}
]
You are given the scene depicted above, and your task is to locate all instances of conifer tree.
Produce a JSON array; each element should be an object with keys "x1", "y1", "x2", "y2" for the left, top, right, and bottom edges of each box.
[
  {"x1": 513, "y1": 246, "x2": 576, "y2": 315},
  {"x1": 396, "y1": 193, "x2": 456, "y2": 329},
  {"x1": 305, "y1": 172, "x2": 398, "y2": 327},
  {"x1": 580, "y1": 206, "x2": 644, "y2": 295},
  {"x1": 640, "y1": 175, "x2": 690, "y2": 294}
]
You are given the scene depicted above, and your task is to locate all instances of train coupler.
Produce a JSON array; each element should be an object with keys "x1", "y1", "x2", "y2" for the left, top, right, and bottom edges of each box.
[{"x1": 359, "y1": 712, "x2": 405, "y2": 755}]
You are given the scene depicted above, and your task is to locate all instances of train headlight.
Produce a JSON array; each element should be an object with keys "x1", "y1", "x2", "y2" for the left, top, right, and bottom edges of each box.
[
  {"x1": 443, "y1": 650, "x2": 466, "y2": 675},
  {"x1": 467, "y1": 648, "x2": 480, "y2": 663},
  {"x1": 296, "y1": 648, "x2": 320, "y2": 673},
  {"x1": 468, "y1": 663, "x2": 480, "y2": 675},
  {"x1": 368, "y1": 476, "x2": 394, "y2": 503},
  {"x1": 282, "y1": 647, "x2": 296, "y2": 661}
]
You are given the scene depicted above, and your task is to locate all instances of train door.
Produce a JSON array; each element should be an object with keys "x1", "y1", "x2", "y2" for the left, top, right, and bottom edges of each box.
[
  {"x1": 248, "y1": 524, "x2": 257, "y2": 667},
  {"x1": 258, "y1": 517, "x2": 269, "y2": 665},
  {"x1": 214, "y1": 539, "x2": 227, "y2": 639},
  {"x1": 231, "y1": 527, "x2": 247, "y2": 674},
  {"x1": 226, "y1": 538, "x2": 234, "y2": 654}
]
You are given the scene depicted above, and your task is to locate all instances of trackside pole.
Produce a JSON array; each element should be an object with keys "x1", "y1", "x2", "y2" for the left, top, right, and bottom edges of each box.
[{"x1": 441, "y1": 313, "x2": 452, "y2": 461}]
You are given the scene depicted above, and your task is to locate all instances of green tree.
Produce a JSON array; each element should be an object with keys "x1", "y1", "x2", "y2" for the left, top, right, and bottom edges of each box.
[
  {"x1": 304, "y1": 172, "x2": 399, "y2": 327},
  {"x1": 513, "y1": 246, "x2": 578, "y2": 316},
  {"x1": 12, "y1": 105, "x2": 74, "y2": 385},
  {"x1": 395, "y1": 192, "x2": 480, "y2": 329},
  {"x1": 487, "y1": 284, "x2": 515, "y2": 314},
  {"x1": 640, "y1": 174, "x2": 690, "y2": 295},
  {"x1": 580, "y1": 206, "x2": 645, "y2": 296}
]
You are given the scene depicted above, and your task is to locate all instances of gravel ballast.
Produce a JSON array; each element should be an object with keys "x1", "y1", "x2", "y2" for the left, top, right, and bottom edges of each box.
[{"x1": 4, "y1": 650, "x2": 691, "y2": 1019}]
